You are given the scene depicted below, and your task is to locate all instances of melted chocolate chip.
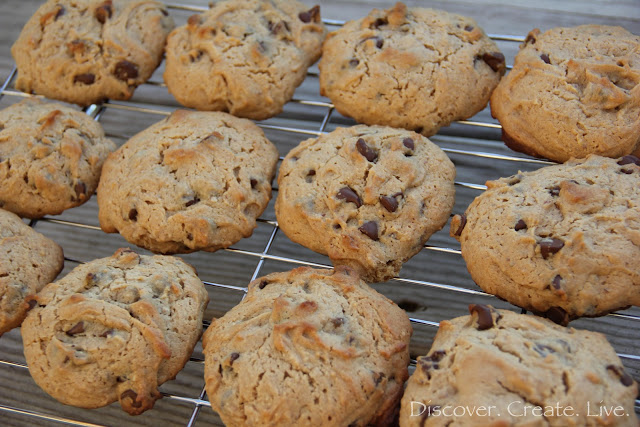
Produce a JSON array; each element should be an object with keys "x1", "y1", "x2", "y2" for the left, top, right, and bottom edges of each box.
[
  {"x1": 337, "y1": 187, "x2": 362, "y2": 208},
  {"x1": 128, "y1": 209, "x2": 138, "y2": 221},
  {"x1": 114, "y1": 60, "x2": 139, "y2": 81},
  {"x1": 259, "y1": 280, "x2": 269, "y2": 289},
  {"x1": 617, "y1": 155, "x2": 640, "y2": 166},
  {"x1": 74, "y1": 73, "x2": 95, "y2": 85},
  {"x1": 552, "y1": 275, "x2": 563, "y2": 290},
  {"x1": 55, "y1": 5, "x2": 65, "y2": 20},
  {"x1": 380, "y1": 194, "x2": 399, "y2": 212},
  {"x1": 331, "y1": 317, "x2": 344, "y2": 328},
  {"x1": 358, "y1": 221, "x2": 379, "y2": 241},
  {"x1": 186, "y1": 197, "x2": 200, "y2": 207},
  {"x1": 540, "y1": 53, "x2": 550, "y2": 64},
  {"x1": 66, "y1": 322, "x2": 85, "y2": 336},
  {"x1": 373, "y1": 17, "x2": 388, "y2": 28},
  {"x1": 229, "y1": 352, "x2": 239, "y2": 365},
  {"x1": 545, "y1": 306, "x2": 569, "y2": 326},
  {"x1": 539, "y1": 238, "x2": 564, "y2": 259},
  {"x1": 524, "y1": 33, "x2": 536, "y2": 45},
  {"x1": 452, "y1": 214, "x2": 467, "y2": 237},
  {"x1": 120, "y1": 390, "x2": 141, "y2": 408},
  {"x1": 606, "y1": 365, "x2": 634, "y2": 387},
  {"x1": 298, "y1": 5, "x2": 320, "y2": 23},
  {"x1": 549, "y1": 186, "x2": 560, "y2": 197},
  {"x1": 514, "y1": 219, "x2": 527, "y2": 231},
  {"x1": 469, "y1": 304, "x2": 495, "y2": 330},
  {"x1": 95, "y1": 1, "x2": 113, "y2": 24},
  {"x1": 74, "y1": 182, "x2": 86, "y2": 198},
  {"x1": 356, "y1": 138, "x2": 377, "y2": 162},
  {"x1": 403, "y1": 137, "x2": 415, "y2": 150},
  {"x1": 482, "y1": 52, "x2": 506, "y2": 72}
]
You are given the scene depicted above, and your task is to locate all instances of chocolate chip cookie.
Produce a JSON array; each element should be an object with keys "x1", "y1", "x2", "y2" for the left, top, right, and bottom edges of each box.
[
  {"x1": 11, "y1": 0, "x2": 174, "y2": 106},
  {"x1": 164, "y1": 0, "x2": 326, "y2": 120},
  {"x1": 0, "y1": 208, "x2": 63, "y2": 336},
  {"x1": 203, "y1": 266, "x2": 412, "y2": 426},
  {"x1": 21, "y1": 248, "x2": 209, "y2": 415},
  {"x1": 98, "y1": 110, "x2": 279, "y2": 254},
  {"x1": 400, "y1": 305, "x2": 639, "y2": 427},
  {"x1": 276, "y1": 125, "x2": 456, "y2": 283},
  {"x1": 451, "y1": 155, "x2": 640, "y2": 324},
  {"x1": 491, "y1": 25, "x2": 640, "y2": 162},
  {"x1": 319, "y1": 3, "x2": 505, "y2": 136},
  {"x1": 0, "y1": 99, "x2": 116, "y2": 218}
]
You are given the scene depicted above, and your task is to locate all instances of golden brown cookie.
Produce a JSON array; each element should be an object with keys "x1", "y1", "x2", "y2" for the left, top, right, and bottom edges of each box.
[
  {"x1": 164, "y1": 0, "x2": 326, "y2": 120},
  {"x1": 98, "y1": 110, "x2": 279, "y2": 254},
  {"x1": 0, "y1": 99, "x2": 116, "y2": 218},
  {"x1": 11, "y1": 0, "x2": 174, "y2": 106},
  {"x1": 491, "y1": 25, "x2": 640, "y2": 162},
  {"x1": 400, "y1": 305, "x2": 639, "y2": 427},
  {"x1": 203, "y1": 267, "x2": 412, "y2": 426},
  {"x1": 451, "y1": 155, "x2": 640, "y2": 324},
  {"x1": 319, "y1": 3, "x2": 505, "y2": 136},
  {"x1": 0, "y1": 208, "x2": 63, "y2": 336},
  {"x1": 21, "y1": 248, "x2": 209, "y2": 415},
  {"x1": 276, "y1": 125, "x2": 456, "y2": 283}
]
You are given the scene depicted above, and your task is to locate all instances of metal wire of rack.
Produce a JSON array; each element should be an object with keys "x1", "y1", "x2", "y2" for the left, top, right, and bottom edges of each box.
[{"x1": 0, "y1": 4, "x2": 638, "y2": 426}]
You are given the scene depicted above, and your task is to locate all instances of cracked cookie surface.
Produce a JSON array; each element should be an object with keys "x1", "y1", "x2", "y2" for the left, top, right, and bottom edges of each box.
[
  {"x1": 491, "y1": 25, "x2": 640, "y2": 162},
  {"x1": 451, "y1": 155, "x2": 640, "y2": 323},
  {"x1": 11, "y1": 0, "x2": 173, "y2": 106},
  {"x1": 0, "y1": 208, "x2": 63, "y2": 336},
  {"x1": 400, "y1": 305, "x2": 639, "y2": 427},
  {"x1": 0, "y1": 99, "x2": 116, "y2": 218},
  {"x1": 203, "y1": 266, "x2": 412, "y2": 426},
  {"x1": 276, "y1": 125, "x2": 456, "y2": 283},
  {"x1": 21, "y1": 248, "x2": 209, "y2": 415},
  {"x1": 97, "y1": 110, "x2": 279, "y2": 254},
  {"x1": 164, "y1": 0, "x2": 326, "y2": 120},
  {"x1": 319, "y1": 2, "x2": 505, "y2": 136}
]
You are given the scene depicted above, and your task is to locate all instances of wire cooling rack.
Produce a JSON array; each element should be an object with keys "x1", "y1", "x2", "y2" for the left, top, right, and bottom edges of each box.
[{"x1": 0, "y1": 3, "x2": 638, "y2": 426}]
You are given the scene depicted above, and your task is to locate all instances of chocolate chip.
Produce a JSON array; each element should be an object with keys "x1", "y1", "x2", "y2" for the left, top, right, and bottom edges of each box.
[
  {"x1": 120, "y1": 390, "x2": 141, "y2": 408},
  {"x1": 186, "y1": 232, "x2": 193, "y2": 241},
  {"x1": 186, "y1": 197, "x2": 200, "y2": 207},
  {"x1": 298, "y1": 5, "x2": 320, "y2": 23},
  {"x1": 95, "y1": 1, "x2": 113, "y2": 24},
  {"x1": 373, "y1": 17, "x2": 388, "y2": 28},
  {"x1": 114, "y1": 60, "x2": 138, "y2": 81},
  {"x1": 26, "y1": 299, "x2": 38, "y2": 311},
  {"x1": 607, "y1": 365, "x2": 634, "y2": 387},
  {"x1": 548, "y1": 186, "x2": 560, "y2": 197},
  {"x1": 306, "y1": 170, "x2": 316, "y2": 177},
  {"x1": 160, "y1": 8, "x2": 168, "y2": 16},
  {"x1": 74, "y1": 73, "x2": 95, "y2": 85},
  {"x1": 66, "y1": 322, "x2": 85, "y2": 336},
  {"x1": 402, "y1": 137, "x2": 415, "y2": 150},
  {"x1": 552, "y1": 275, "x2": 563, "y2": 290},
  {"x1": 259, "y1": 280, "x2": 269, "y2": 289},
  {"x1": 74, "y1": 182, "x2": 86, "y2": 198},
  {"x1": 482, "y1": 52, "x2": 506, "y2": 73},
  {"x1": 539, "y1": 238, "x2": 564, "y2": 259},
  {"x1": 545, "y1": 306, "x2": 569, "y2": 325},
  {"x1": 249, "y1": 178, "x2": 258, "y2": 189},
  {"x1": 337, "y1": 187, "x2": 362, "y2": 208},
  {"x1": 469, "y1": 304, "x2": 495, "y2": 330},
  {"x1": 116, "y1": 375, "x2": 126, "y2": 383},
  {"x1": 452, "y1": 214, "x2": 467, "y2": 237},
  {"x1": 414, "y1": 127, "x2": 424, "y2": 134},
  {"x1": 55, "y1": 5, "x2": 65, "y2": 20},
  {"x1": 617, "y1": 155, "x2": 640, "y2": 166},
  {"x1": 128, "y1": 209, "x2": 138, "y2": 221},
  {"x1": 356, "y1": 138, "x2": 377, "y2": 162},
  {"x1": 373, "y1": 371, "x2": 385, "y2": 385},
  {"x1": 229, "y1": 352, "x2": 239, "y2": 365},
  {"x1": 376, "y1": 38, "x2": 384, "y2": 49},
  {"x1": 540, "y1": 53, "x2": 550, "y2": 64},
  {"x1": 525, "y1": 33, "x2": 536, "y2": 45},
  {"x1": 513, "y1": 219, "x2": 527, "y2": 231},
  {"x1": 358, "y1": 221, "x2": 379, "y2": 240},
  {"x1": 421, "y1": 406, "x2": 441, "y2": 422},
  {"x1": 464, "y1": 25, "x2": 474, "y2": 31},
  {"x1": 426, "y1": 350, "x2": 446, "y2": 362},
  {"x1": 187, "y1": 14, "x2": 201, "y2": 26},
  {"x1": 380, "y1": 195, "x2": 399, "y2": 212},
  {"x1": 349, "y1": 58, "x2": 359, "y2": 67},
  {"x1": 100, "y1": 329, "x2": 114, "y2": 338},
  {"x1": 331, "y1": 318, "x2": 344, "y2": 328},
  {"x1": 269, "y1": 20, "x2": 290, "y2": 34},
  {"x1": 621, "y1": 169, "x2": 633, "y2": 175},
  {"x1": 418, "y1": 351, "x2": 445, "y2": 379}
]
